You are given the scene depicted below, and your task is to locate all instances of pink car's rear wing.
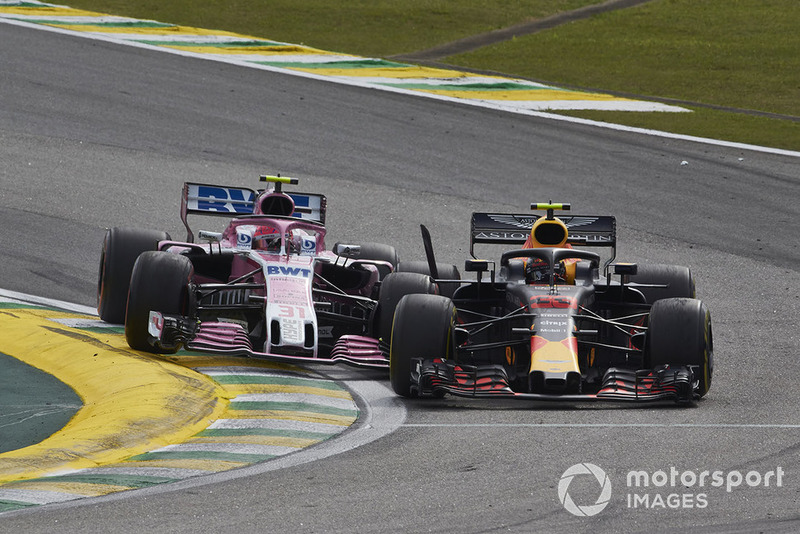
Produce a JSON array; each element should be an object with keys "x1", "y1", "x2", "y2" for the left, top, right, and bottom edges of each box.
[{"x1": 180, "y1": 182, "x2": 327, "y2": 242}]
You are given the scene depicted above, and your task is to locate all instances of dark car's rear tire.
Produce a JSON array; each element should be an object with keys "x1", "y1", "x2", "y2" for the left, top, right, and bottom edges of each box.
[
  {"x1": 125, "y1": 251, "x2": 193, "y2": 353},
  {"x1": 390, "y1": 294, "x2": 455, "y2": 397},
  {"x1": 97, "y1": 227, "x2": 170, "y2": 323},
  {"x1": 374, "y1": 272, "x2": 435, "y2": 342},
  {"x1": 397, "y1": 261, "x2": 461, "y2": 298},
  {"x1": 646, "y1": 297, "x2": 713, "y2": 397},
  {"x1": 630, "y1": 264, "x2": 695, "y2": 303}
]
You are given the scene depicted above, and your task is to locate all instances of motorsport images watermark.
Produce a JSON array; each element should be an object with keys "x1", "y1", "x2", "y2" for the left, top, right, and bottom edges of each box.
[{"x1": 558, "y1": 463, "x2": 785, "y2": 516}]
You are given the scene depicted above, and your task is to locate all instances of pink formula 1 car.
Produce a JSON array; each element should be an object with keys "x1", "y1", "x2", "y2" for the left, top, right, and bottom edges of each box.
[{"x1": 97, "y1": 175, "x2": 458, "y2": 368}]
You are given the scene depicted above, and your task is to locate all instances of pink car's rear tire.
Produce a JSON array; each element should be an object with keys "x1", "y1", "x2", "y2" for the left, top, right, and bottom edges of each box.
[{"x1": 97, "y1": 227, "x2": 170, "y2": 323}]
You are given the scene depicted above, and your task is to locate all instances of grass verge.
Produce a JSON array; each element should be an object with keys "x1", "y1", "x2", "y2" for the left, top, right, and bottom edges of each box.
[
  {"x1": 61, "y1": 0, "x2": 800, "y2": 151},
  {"x1": 446, "y1": 0, "x2": 800, "y2": 151},
  {"x1": 62, "y1": 0, "x2": 607, "y2": 57}
]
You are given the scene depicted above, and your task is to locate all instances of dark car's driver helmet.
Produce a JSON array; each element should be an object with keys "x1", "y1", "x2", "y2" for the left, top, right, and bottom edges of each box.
[{"x1": 522, "y1": 216, "x2": 576, "y2": 284}]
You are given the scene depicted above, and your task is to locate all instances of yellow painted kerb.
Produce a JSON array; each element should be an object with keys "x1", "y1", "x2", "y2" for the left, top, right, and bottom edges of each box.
[{"x1": 0, "y1": 308, "x2": 229, "y2": 484}]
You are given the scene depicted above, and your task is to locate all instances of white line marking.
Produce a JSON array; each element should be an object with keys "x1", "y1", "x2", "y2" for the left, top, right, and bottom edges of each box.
[
  {"x1": 0, "y1": 489, "x2": 82, "y2": 505},
  {"x1": 196, "y1": 368, "x2": 316, "y2": 378},
  {"x1": 233, "y1": 393, "x2": 358, "y2": 410},
  {"x1": 208, "y1": 418, "x2": 347, "y2": 433},
  {"x1": 400, "y1": 423, "x2": 800, "y2": 430},
  {"x1": 78, "y1": 32, "x2": 286, "y2": 43},
  {"x1": 151, "y1": 442, "x2": 298, "y2": 456},
  {"x1": 349, "y1": 75, "x2": 551, "y2": 86},
  {"x1": 0, "y1": 14, "x2": 146, "y2": 23},
  {"x1": 0, "y1": 288, "x2": 96, "y2": 315},
  {"x1": 77, "y1": 466, "x2": 212, "y2": 479}
]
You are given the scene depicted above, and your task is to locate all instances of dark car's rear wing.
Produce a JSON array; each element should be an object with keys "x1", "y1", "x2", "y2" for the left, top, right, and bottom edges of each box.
[
  {"x1": 470, "y1": 212, "x2": 617, "y2": 267},
  {"x1": 180, "y1": 182, "x2": 326, "y2": 241}
]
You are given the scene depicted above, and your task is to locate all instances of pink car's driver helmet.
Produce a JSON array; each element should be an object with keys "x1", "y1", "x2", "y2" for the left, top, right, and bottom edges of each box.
[{"x1": 253, "y1": 225, "x2": 281, "y2": 251}]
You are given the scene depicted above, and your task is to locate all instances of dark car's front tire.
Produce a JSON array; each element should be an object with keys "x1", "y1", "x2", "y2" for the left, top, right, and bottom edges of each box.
[
  {"x1": 645, "y1": 297, "x2": 713, "y2": 397},
  {"x1": 390, "y1": 293, "x2": 456, "y2": 397}
]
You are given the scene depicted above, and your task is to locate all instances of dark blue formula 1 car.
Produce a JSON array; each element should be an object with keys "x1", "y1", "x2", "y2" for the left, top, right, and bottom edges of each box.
[{"x1": 389, "y1": 203, "x2": 713, "y2": 404}]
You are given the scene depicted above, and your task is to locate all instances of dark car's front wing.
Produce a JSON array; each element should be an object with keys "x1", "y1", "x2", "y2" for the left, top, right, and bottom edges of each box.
[{"x1": 413, "y1": 359, "x2": 698, "y2": 403}]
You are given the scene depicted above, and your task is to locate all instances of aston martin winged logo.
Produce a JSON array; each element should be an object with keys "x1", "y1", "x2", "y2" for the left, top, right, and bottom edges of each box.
[
  {"x1": 487, "y1": 214, "x2": 599, "y2": 229},
  {"x1": 487, "y1": 214, "x2": 536, "y2": 230}
]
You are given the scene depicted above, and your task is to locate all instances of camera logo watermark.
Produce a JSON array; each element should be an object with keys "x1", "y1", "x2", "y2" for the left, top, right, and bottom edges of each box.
[
  {"x1": 558, "y1": 463, "x2": 612, "y2": 517},
  {"x1": 558, "y1": 463, "x2": 785, "y2": 515}
]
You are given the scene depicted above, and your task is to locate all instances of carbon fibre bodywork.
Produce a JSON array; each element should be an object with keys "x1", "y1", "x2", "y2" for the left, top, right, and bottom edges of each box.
[{"x1": 390, "y1": 206, "x2": 713, "y2": 404}]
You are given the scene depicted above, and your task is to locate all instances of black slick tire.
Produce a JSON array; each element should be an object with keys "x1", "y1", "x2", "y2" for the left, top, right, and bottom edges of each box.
[
  {"x1": 354, "y1": 242, "x2": 399, "y2": 279},
  {"x1": 646, "y1": 297, "x2": 713, "y2": 397},
  {"x1": 374, "y1": 272, "x2": 435, "y2": 341},
  {"x1": 390, "y1": 293, "x2": 455, "y2": 397},
  {"x1": 397, "y1": 261, "x2": 461, "y2": 298},
  {"x1": 630, "y1": 264, "x2": 695, "y2": 303},
  {"x1": 97, "y1": 227, "x2": 170, "y2": 323},
  {"x1": 125, "y1": 251, "x2": 193, "y2": 354}
]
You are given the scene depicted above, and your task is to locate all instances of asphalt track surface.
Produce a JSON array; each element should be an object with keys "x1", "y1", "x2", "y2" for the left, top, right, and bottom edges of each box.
[{"x1": 1, "y1": 20, "x2": 799, "y2": 534}]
